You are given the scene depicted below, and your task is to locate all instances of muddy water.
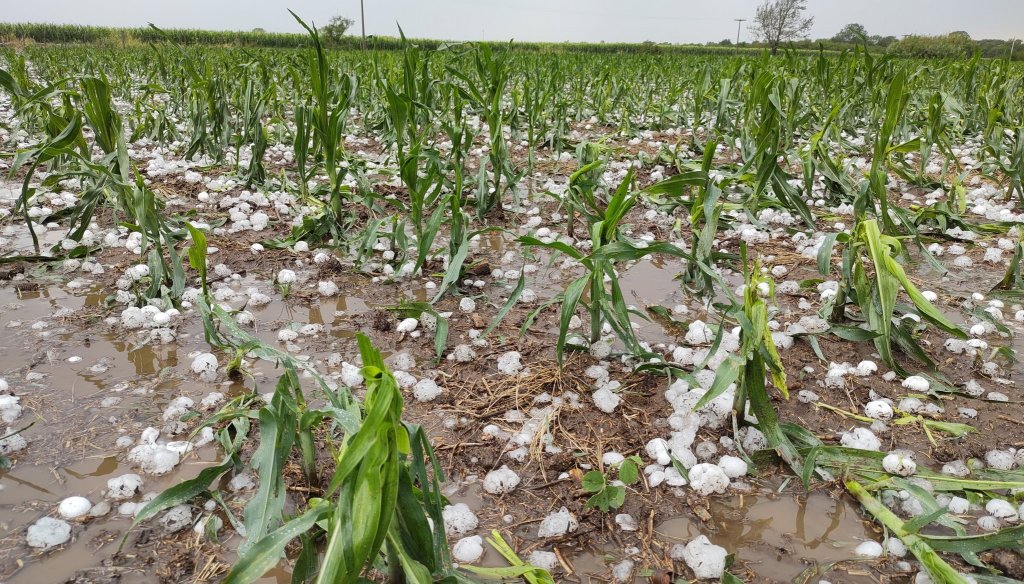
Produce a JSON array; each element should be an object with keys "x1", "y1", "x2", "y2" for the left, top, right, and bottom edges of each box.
[
  {"x1": 446, "y1": 482, "x2": 876, "y2": 582},
  {"x1": 0, "y1": 251, "x2": 1016, "y2": 582},
  {"x1": 655, "y1": 491, "x2": 877, "y2": 583}
]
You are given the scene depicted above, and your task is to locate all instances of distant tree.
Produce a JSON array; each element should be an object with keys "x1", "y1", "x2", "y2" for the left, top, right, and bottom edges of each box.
[
  {"x1": 751, "y1": 0, "x2": 815, "y2": 55},
  {"x1": 832, "y1": 23, "x2": 868, "y2": 44},
  {"x1": 950, "y1": 30, "x2": 972, "y2": 41},
  {"x1": 871, "y1": 35, "x2": 897, "y2": 47},
  {"x1": 718, "y1": 38, "x2": 733, "y2": 46},
  {"x1": 252, "y1": 28, "x2": 266, "y2": 34},
  {"x1": 321, "y1": 15, "x2": 355, "y2": 45}
]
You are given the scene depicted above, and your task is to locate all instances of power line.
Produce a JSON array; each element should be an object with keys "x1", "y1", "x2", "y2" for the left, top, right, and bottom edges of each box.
[{"x1": 735, "y1": 18, "x2": 746, "y2": 45}]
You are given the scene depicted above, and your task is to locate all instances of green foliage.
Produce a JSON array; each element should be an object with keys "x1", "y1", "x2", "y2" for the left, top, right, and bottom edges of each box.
[
  {"x1": 888, "y1": 34, "x2": 978, "y2": 60},
  {"x1": 581, "y1": 456, "x2": 642, "y2": 512},
  {"x1": 320, "y1": 16, "x2": 355, "y2": 46}
]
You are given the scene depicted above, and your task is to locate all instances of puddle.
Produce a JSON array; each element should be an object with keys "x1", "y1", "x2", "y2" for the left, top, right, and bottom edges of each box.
[{"x1": 656, "y1": 490, "x2": 877, "y2": 583}]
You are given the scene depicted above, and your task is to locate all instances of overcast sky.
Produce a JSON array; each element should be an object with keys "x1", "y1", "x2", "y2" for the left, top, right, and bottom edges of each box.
[{"x1": 4, "y1": 1, "x2": 1023, "y2": 44}]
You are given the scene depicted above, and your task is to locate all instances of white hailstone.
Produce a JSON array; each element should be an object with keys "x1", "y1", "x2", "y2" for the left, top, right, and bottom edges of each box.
[
  {"x1": 89, "y1": 501, "x2": 111, "y2": 517},
  {"x1": 615, "y1": 513, "x2": 639, "y2": 531},
  {"x1": 603, "y1": 452, "x2": 625, "y2": 466},
  {"x1": 393, "y1": 371, "x2": 417, "y2": 389},
  {"x1": 685, "y1": 321, "x2": 714, "y2": 345},
  {"x1": 646, "y1": 438, "x2": 672, "y2": 466},
  {"x1": 688, "y1": 463, "x2": 730, "y2": 496},
  {"x1": 276, "y1": 269, "x2": 297, "y2": 284},
  {"x1": 922, "y1": 291, "x2": 938, "y2": 302},
  {"x1": 190, "y1": 353, "x2": 218, "y2": 381},
  {"x1": 392, "y1": 353, "x2": 416, "y2": 371},
  {"x1": 978, "y1": 516, "x2": 1001, "y2": 531},
  {"x1": 277, "y1": 328, "x2": 298, "y2": 342},
  {"x1": 299, "y1": 323, "x2": 323, "y2": 336},
  {"x1": 340, "y1": 363, "x2": 363, "y2": 387},
  {"x1": 986, "y1": 499, "x2": 1018, "y2": 522},
  {"x1": 864, "y1": 400, "x2": 894, "y2": 421},
  {"x1": 901, "y1": 376, "x2": 930, "y2": 392},
  {"x1": 612, "y1": 560, "x2": 635, "y2": 582},
  {"x1": 527, "y1": 550, "x2": 558, "y2": 571},
  {"x1": 483, "y1": 465, "x2": 520, "y2": 494},
  {"x1": 58, "y1": 496, "x2": 93, "y2": 520},
  {"x1": 250, "y1": 243, "x2": 264, "y2": 254},
  {"x1": 449, "y1": 344, "x2": 477, "y2": 363},
  {"x1": 942, "y1": 461, "x2": 970, "y2": 477},
  {"x1": 797, "y1": 390, "x2": 820, "y2": 403},
  {"x1": 459, "y1": 297, "x2": 477, "y2": 313},
  {"x1": 228, "y1": 474, "x2": 256, "y2": 492},
  {"x1": 986, "y1": 450, "x2": 1016, "y2": 470},
  {"x1": 442, "y1": 503, "x2": 479, "y2": 536},
  {"x1": 413, "y1": 379, "x2": 442, "y2": 402},
  {"x1": 0, "y1": 378, "x2": 7, "y2": 392},
  {"x1": 199, "y1": 392, "x2": 225, "y2": 410},
  {"x1": 592, "y1": 388, "x2": 622, "y2": 413},
  {"x1": 128, "y1": 443, "x2": 180, "y2": 475},
  {"x1": 452, "y1": 535, "x2": 484, "y2": 563},
  {"x1": 395, "y1": 317, "x2": 421, "y2": 334},
  {"x1": 664, "y1": 466, "x2": 688, "y2": 486},
  {"x1": 537, "y1": 507, "x2": 578, "y2": 538},
  {"x1": 26, "y1": 517, "x2": 72, "y2": 549},
  {"x1": 717, "y1": 455, "x2": 748, "y2": 479},
  {"x1": 318, "y1": 281, "x2": 339, "y2": 296},
  {"x1": 841, "y1": 428, "x2": 881, "y2": 451},
  {"x1": 854, "y1": 540, "x2": 884, "y2": 558},
  {"x1": 947, "y1": 496, "x2": 970, "y2": 514},
  {"x1": 886, "y1": 537, "x2": 907, "y2": 558},
  {"x1": 739, "y1": 427, "x2": 768, "y2": 452},
  {"x1": 159, "y1": 504, "x2": 194, "y2": 533},
  {"x1": 883, "y1": 452, "x2": 917, "y2": 476},
  {"x1": 293, "y1": 241, "x2": 309, "y2": 253},
  {"x1": 898, "y1": 397, "x2": 923, "y2": 413},
  {"x1": 0, "y1": 394, "x2": 23, "y2": 424},
  {"x1": 590, "y1": 339, "x2": 612, "y2": 359},
  {"x1": 497, "y1": 351, "x2": 523, "y2": 375},
  {"x1": 984, "y1": 248, "x2": 1003, "y2": 264},
  {"x1": 680, "y1": 535, "x2": 728, "y2": 580},
  {"x1": 855, "y1": 360, "x2": 878, "y2": 376}
]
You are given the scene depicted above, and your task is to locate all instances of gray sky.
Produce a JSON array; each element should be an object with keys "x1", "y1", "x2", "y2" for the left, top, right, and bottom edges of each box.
[{"x1": 4, "y1": 1, "x2": 1023, "y2": 44}]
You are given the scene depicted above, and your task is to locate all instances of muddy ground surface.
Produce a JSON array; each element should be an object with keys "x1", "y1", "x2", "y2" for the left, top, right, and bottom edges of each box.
[{"x1": 0, "y1": 74, "x2": 1022, "y2": 581}]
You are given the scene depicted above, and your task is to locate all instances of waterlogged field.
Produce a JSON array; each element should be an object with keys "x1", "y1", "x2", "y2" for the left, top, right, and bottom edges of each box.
[{"x1": 2, "y1": 21, "x2": 1024, "y2": 584}]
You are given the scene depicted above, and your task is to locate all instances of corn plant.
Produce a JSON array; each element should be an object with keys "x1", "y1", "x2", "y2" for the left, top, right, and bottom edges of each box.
[
  {"x1": 137, "y1": 294, "x2": 485, "y2": 583},
  {"x1": 446, "y1": 43, "x2": 521, "y2": 218},
  {"x1": 822, "y1": 219, "x2": 966, "y2": 375},
  {"x1": 521, "y1": 169, "x2": 690, "y2": 362},
  {"x1": 694, "y1": 247, "x2": 803, "y2": 475},
  {"x1": 291, "y1": 12, "x2": 358, "y2": 235},
  {"x1": 383, "y1": 38, "x2": 447, "y2": 277}
]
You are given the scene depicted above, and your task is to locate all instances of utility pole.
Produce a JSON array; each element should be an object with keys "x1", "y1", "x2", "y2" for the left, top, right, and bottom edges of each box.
[
  {"x1": 735, "y1": 19, "x2": 746, "y2": 46},
  {"x1": 360, "y1": 0, "x2": 366, "y2": 50}
]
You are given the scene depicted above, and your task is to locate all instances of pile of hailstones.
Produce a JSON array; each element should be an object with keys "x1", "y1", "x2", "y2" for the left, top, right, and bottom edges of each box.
[
  {"x1": 23, "y1": 383, "x2": 234, "y2": 551},
  {"x1": 443, "y1": 492, "x2": 731, "y2": 581},
  {"x1": 437, "y1": 312, "x2": 1024, "y2": 579},
  {"x1": 808, "y1": 370, "x2": 1024, "y2": 538}
]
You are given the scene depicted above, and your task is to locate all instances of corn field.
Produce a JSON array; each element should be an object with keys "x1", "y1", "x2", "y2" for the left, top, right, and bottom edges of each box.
[{"x1": 2, "y1": 17, "x2": 1024, "y2": 584}]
